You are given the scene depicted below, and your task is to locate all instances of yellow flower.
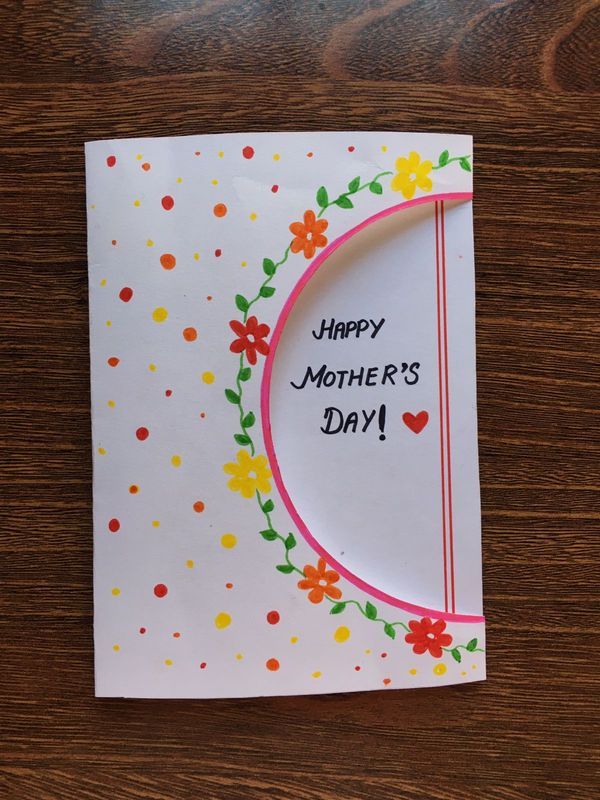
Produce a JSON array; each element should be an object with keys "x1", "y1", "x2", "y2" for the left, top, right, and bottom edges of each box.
[
  {"x1": 223, "y1": 450, "x2": 272, "y2": 498},
  {"x1": 391, "y1": 151, "x2": 433, "y2": 200}
]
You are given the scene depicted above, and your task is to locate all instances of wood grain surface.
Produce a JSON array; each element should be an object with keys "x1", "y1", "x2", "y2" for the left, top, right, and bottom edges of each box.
[{"x1": 1, "y1": 1, "x2": 599, "y2": 798}]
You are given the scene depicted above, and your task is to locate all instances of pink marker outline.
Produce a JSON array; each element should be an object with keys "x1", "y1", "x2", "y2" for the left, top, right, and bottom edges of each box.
[{"x1": 261, "y1": 191, "x2": 484, "y2": 623}]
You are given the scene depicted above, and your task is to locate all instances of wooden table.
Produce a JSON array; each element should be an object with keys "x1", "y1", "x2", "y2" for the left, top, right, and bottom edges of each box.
[{"x1": 1, "y1": 2, "x2": 598, "y2": 798}]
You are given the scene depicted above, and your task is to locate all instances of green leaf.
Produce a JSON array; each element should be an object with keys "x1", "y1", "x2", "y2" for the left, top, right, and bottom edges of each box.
[
  {"x1": 330, "y1": 602, "x2": 346, "y2": 615},
  {"x1": 316, "y1": 186, "x2": 329, "y2": 209},
  {"x1": 335, "y1": 195, "x2": 354, "y2": 209},
  {"x1": 276, "y1": 564, "x2": 294, "y2": 574},
  {"x1": 466, "y1": 638, "x2": 478, "y2": 652},
  {"x1": 365, "y1": 601, "x2": 377, "y2": 620},
  {"x1": 369, "y1": 181, "x2": 383, "y2": 195},
  {"x1": 238, "y1": 366, "x2": 251, "y2": 382},
  {"x1": 383, "y1": 623, "x2": 396, "y2": 640},
  {"x1": 235, "y1": 294, "x2": 249, "y2": 312},
  {"x1": 225, "y1": 388, "x2": 240, "y2": 404},
  {"x1": 284, "y1": 532, "x2": 296, "y2": 550},
  {"x1": 438, "y1": 149, "x2": 450, "y2": 167},
  {"x1": 259, "y1": 285, "x2": 276, "y2": 298},
  {"x1": 260, "y1": 529, "x2": 278, "y2": 541},
  {"x1": 262, "y1": 258, "x2": 276, "y2": 276},
  {"x1": 261, "y1": 499, "x2": 274, "y2": 513},
  {"x1": 459, "y1": 157, "x2": 472, "y2": 172},
  {"x1": 347, "y1": 176, "x2": 361, "y2": 193},
  {"x1": 234, "y1": 433, "x2": 251, "y2": 445},
  {"x1": 242, "y1": 411, "x2": 255, "y2": 428},
  {"x1": 451, "y1": 648, "x2": 462, "y2": 663}
]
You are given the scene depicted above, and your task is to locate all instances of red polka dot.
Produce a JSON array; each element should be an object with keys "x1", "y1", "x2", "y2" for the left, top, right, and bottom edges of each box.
[
  {"x1": 139, "y1": 627, "x2": 146, "y2": 634},
  {"x1": 119, "y1": 287, "x2": 133, "y2": 302},
  {"x1": 106, "y1": 155, "x2": 116, "y2": 167},
  {"x1": 206, "y1": 295, "x2": 213, "y2": 301},
  {"x1": 354, "y1": 665, "x2": 361, "y2": 671},
  {"x1": 111, "y1": 239, "x2": 117, "y2": 246},
  {"x1": 383, "y1": 678, "x2": 391, "y2": 686},
  {"x1": 348, "y1": 145, "x2": 355, "y2": 152},
  {"x1": 193, "y1": 501, "x2": 205, "y2": 513},
  {"x1": 108, "y1": 518, "x2": 120, "y2": 533},
  {"x1": 107, "y1": 357, "x2": 120, "y2": 367},
  {"x1": 242, "y1": 146, "x2": 254, "y2": 159},
  {"x1": 271, "y1": 184, "x2": 279, "y2": 193},
  {"x1": 266, "y1": 610, "x2": 280, "y2": 625},
  {"x1": 161, "y1": 195, "x2": 174, "y2": 211},
  {"x1": 200, "y1": 662, "x2": 207, "y2": 669},
  {"x1": 307, "y1": 152, "x2": 314, "y2": 158},
  {"x1": 129, "y1": 484, "x2": 139, "y2": 494},
  {"x1": 153, "y1": 583, "x2": 168, "y2": 598},
  {"x1": 141, "y1": 162, "x2": 151, "y2": 171},
  {"x1": 199, "y1": 412, "x2": 206, "y2": 419},
  {"x1": 214, "y1": 249, "x2": 222, "y2": 257},
  {"x1": 225, "y1": 582, "x2": 233, "y2": 589},
  {"x1": 194, "y1": 151, "x2": 201, "y2": 156},
  {"x1": 380, "y1": 652, "x2": 388, "y2": 658},
  {"x1": 266, "y1": 658, "x2": 280, "y2": 672},
  {"x1": 136, "y1": 426, "x2": 149, "y2": 441},
  {"x1": 173, "y1": 631, "x2": 181, "y2": 638},
  {"x1": 165, "y1": 389, "x2": 172, "y2": 397}
]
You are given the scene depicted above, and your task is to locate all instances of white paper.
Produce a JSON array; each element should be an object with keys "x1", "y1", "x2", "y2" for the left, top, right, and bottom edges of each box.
[{"x1": 86, "y1": 132, "x2": 485, "y2": 698}]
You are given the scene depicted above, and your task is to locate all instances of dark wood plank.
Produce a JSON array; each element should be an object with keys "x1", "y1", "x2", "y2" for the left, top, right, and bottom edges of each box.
[{"x1": 1, "y1": 1, "x2": 598, "y2": 798}]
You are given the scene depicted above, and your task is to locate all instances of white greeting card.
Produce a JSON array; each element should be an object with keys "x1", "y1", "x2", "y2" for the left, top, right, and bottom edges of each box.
[{"x1": 86, "y1": 131, "x2": 484, "y2": 698}]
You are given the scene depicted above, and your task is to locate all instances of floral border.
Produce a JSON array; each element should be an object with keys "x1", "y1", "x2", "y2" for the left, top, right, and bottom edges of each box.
[{"x1": 223, "y1": 149, "x2": 484, "y2": 663}]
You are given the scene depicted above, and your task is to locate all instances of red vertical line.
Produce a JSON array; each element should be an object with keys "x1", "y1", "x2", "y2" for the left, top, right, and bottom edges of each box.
[
  {"x1": 435, "y1": 201, "x2": 449, "y2": 613},
  {"x1": 440, "y1": 201, "x2": 456, "y2": 613}
]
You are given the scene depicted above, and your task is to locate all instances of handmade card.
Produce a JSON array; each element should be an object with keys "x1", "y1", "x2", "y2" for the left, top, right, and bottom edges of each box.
[{"x1": 86, "y1": 132, "x2": 485, "y2": 698}]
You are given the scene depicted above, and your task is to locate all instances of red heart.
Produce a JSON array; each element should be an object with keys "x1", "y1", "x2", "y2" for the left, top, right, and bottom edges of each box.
[{"x1": 402, "y1": 411, "x2": 429, "y2": 434}]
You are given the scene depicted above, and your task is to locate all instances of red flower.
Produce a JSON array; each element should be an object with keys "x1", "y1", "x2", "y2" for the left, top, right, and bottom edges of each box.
[
  {"x1": 404, "y1": 617, "x2": 453, "y2": 658},
  {"x1": 229, "y1": 316, "x2": 270, "y2": 365}
]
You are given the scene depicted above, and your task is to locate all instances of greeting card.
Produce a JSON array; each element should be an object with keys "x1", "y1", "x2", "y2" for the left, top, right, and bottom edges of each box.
[{"x1": 86, "y1": 132, "x2": 485, "y2": 697}]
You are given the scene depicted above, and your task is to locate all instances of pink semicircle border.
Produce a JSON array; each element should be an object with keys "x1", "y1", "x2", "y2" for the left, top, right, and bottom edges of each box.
[{"x1": 260, "y1": 191, "x2": 484, "y2": 624}]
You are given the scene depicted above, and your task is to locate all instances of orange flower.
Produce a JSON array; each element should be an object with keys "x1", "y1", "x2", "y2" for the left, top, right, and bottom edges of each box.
[
  {"x1": 298, "y1": 557, "x2": 342, "y2": 604},
  {"x1": 289, "y1": 210, "x2": 328, "y2": 259}
]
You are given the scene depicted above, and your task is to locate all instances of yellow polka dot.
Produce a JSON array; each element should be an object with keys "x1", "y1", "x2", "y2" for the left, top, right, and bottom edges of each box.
[
  {"x1": 152, "y1": 306, "x2": 168, "y2": 323},
  {"x1": 186, "y1": 559, "x2": 194, "y2": 568},
  {"x1": 461, "y1": 671, "x2": 467, "y2": 676},
  {"x1": 220, "y1": 533, "x2": 237, "y2": 549},
  {"x1": 202, "y1": 371, "x2": 215, "y2": 384},
  {"x1": 97, "y1": 447, "x2": 106, "y2": 455},
  {"x1": 134, "y1": 200, "x2": 142, "y2": 208},
  {"x1": 107, "y1": 400, "x2": 115, "y2": 408},
  {"x1": 106, "y1": 320, "x2": 111, "y2": 327},
  {"x1": 364, "y1": 649, "x2": 371, "y2": 655},
  {"x1": 249, "y1": 212, "x2": 257, "y2": 221},
  {"x1": 472, "y1": 664, "x2": 477, "y2": 669},
  {"x1": 409, "y1": 668, "x2": 417, "y2": 675},
  {"x1": 194, "y1": 252, "x2": 200, "y2": 261},
  {"x1": 312, "y1": 671, "x2": 322, "y2": 678},
  {"x1": 171, "y1": 454, "x2": 182, "y2": 468},
  {"x1": 146, "y1": 239, "x2": 154, "y2": 247},
  {"x1": 290, "y1": 636, "x2": 298, "y2": 644},
  {"x1": 148, "y1": 363, "x2": 157, "y2": 372},
  {"x1": 273, "y1": 153, "x2": 280, "y2": 161},
  {"x1": 235, "y1": 653, "x2": 244, "y2": 661},
  {"x1": 100, "y1": 278, "x2": 106, "y2": 287},
  {"x1": 176, "y1": 177, "x2": 183, "y2": 184},
  {"x1": 218, "y1": 151, "x2": 224, "y2": 158},
  {"x1": 381, "y1": 145, "x2": 388, "y2": 153},
  {"x1": 113, "y1": 644, "x2": 120, "y2": 652},
  {"x1": 433, "y1": 662, "x2": 447, "y2": 676},
  {"x1": 211, "y1": 179, "x2": 218, "y2": 186},
  {"x1": 90, "y1": 204, "x2": 96, "y2": 209},
  {"x1": 164, "y1": 659, "x2": 173, "y2": 666},
  {"x1": 152, "y1": 520, "x2": 160, "y2": 528},
  {"x1": 214, "y1": 612, "x2": 231, "y2": 630},
  {"x1": 241, "y1": 261, "x2": 247, "y2": 267},
  {"x1": 334, "y1": 626, "x2": 350, "y2": 643},
  {"x1": 136, "y1": 153, "x2": 142, "y2": 161},
  {"x1": 111, "y1": 587, "x2": 120, "y2": 596}
]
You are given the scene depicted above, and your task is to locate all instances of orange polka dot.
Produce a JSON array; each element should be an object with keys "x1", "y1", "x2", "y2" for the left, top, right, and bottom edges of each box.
[
  {"x1": 141, "y1": 162, "x2": 151, "y2": 171},
  {"x1": 183, "y1": 327, "x2": 198, "y2": 342},
  {"x1": 213, "y1": 203, "x2": 228, "y2": 218},
  {"x1": 266, "y1": 658, "x2": 280, "y2": 672},
  {"x1": 307, "y1": 152, "x2": 314, "y2": 158},
  {"x1": 107, "y1": 357, "x2": 120, "y2": 367},
  {"x1": 173, "y1": 631, "x2": 181, "y2": 638},
  {"x1": 111, "y1": 239, "x2": 117, "y2": 246},
  {"x1": 129, "y1": 484, "x2": 139, "y2": 494},
  {"x1": 193, "y1": 501, "x2": 205, "y2": 513},
  {"x1": 160, "y1": 253, "x2": 176, "y2": 270}
]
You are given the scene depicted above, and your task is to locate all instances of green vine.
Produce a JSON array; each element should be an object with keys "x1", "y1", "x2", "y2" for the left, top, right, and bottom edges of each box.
[{"x1": 224, "y1": 155, "x2": 484, "y2": 661}]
